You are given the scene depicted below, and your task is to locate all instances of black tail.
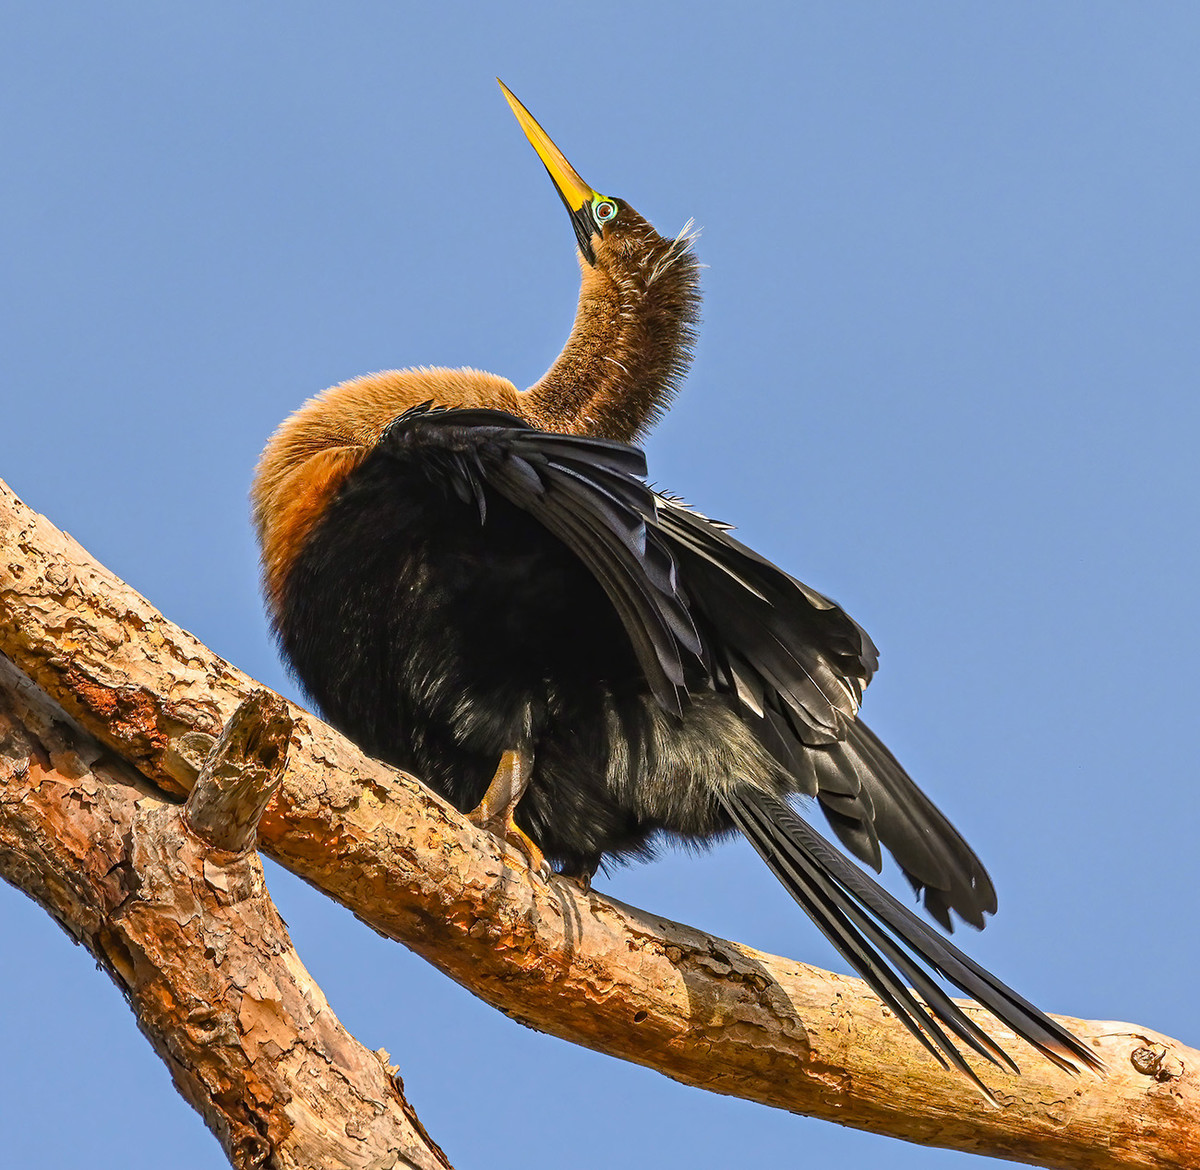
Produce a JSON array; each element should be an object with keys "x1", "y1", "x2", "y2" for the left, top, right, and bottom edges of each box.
[{"x1": 721, "y1": 787, "x2": 1103, "y2": 1098}]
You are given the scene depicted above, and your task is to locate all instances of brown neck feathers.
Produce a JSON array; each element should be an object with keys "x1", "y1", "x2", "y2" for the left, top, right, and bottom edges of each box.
[{"x1": 520, "y1": 214, "x2": 700, "y2": 443}]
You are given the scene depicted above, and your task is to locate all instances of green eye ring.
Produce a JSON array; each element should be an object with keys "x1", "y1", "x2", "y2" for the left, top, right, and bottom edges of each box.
[{"x1": 592, "y1": 198, "x2": 618, "y2": 227}]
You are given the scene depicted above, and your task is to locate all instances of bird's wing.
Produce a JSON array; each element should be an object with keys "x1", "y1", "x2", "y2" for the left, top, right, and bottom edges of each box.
[
  {"x1": 653, "y1": 496, "x2": 997, "y2": 931},
  {"x1": 651, "y1": 497, "x2": 874, "y2": 736},
  {"x1": 382, "y1": 405, "x2": 991, "y2": 929}
]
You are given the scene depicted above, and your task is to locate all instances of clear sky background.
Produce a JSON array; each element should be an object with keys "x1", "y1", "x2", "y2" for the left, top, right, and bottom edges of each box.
[{"x1": 2, "y1": 4, "x2": 1198, "y2": 1167}]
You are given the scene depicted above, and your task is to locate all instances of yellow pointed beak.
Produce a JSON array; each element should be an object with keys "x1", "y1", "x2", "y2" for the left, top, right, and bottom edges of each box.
[{"x1": 498, "y1": 80, "x2": 598, "y2": 213}]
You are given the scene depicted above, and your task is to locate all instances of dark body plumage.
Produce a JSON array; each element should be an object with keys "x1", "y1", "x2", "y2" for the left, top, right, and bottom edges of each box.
[
  {"x1": 254, "y1": 85, "x2": 1101, "y2": 1092},
  {"x1": 280, "y1": 413, "x2": 662, "y2": 873}
]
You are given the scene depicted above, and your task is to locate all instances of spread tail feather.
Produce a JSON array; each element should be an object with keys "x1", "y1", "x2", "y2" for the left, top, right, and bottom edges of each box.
[{"x1": 721, "y1": 787, "x2": 1103, "y2": 1097}]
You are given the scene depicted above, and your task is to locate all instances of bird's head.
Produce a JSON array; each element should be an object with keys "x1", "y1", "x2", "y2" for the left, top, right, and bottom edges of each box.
[
  {"x1": 499, "y1": 79, "x2": 657, "y2": 268},
  {"x1": 499, "y1": 79, "x2": 701, "y2": 441}
]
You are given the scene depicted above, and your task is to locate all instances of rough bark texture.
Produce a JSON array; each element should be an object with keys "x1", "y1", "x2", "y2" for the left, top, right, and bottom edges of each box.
[
  {"x1": 1, "y1": 473, "x2": 1197, "y2": 1168},
  {"x1": 0, "y1": 656, "x2": 450, "y2": 1170}
]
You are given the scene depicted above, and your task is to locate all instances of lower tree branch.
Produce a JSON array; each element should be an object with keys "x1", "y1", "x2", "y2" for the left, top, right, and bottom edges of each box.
[
  {"x1": 0, "y1": 657, "x2": 450, "y2": 1170},
  {"x1": 1, "y1": 474, "x2": 1197, "y2": 1168}
]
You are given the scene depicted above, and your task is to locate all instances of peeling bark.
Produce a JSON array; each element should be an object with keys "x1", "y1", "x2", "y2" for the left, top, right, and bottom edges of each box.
[{"x1": 1, "y1": 475, "x2": 1198, "y2": 1168}]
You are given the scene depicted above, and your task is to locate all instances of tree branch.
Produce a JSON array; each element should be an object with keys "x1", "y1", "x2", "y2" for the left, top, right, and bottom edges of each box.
[
  {"x1": 0, "y1": 656, "x2": 450, "y2": 1170},
  {"x1": 1, "y1": 474, "x2": 1196, "y2": 1168}
]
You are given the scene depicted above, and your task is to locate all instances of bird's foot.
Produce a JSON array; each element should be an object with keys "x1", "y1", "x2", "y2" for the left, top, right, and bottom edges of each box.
[{"x1": 466, "y1": 749, "x2": 551, "y2": 880}]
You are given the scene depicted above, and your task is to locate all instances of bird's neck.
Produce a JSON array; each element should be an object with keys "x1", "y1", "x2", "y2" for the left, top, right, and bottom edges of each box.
[{"x1": 520, "y1": 226, "x2": 700, "y2": 442}]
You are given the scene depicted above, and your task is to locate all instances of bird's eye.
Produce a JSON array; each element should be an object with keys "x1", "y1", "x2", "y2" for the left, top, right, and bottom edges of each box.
[{"x1": 593, "y1": 200, "x2": 617, "y2": 226}]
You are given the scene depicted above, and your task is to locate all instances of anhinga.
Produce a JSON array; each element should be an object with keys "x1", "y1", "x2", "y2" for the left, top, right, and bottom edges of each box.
[{"x1": 252, "y1": 81, "x2": 1101, "y2": 1094}]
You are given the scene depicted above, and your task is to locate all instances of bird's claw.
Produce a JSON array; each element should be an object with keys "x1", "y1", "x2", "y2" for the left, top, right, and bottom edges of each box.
[{"x1": 559, "y1": 869, "x2": 593, "y2": 893}]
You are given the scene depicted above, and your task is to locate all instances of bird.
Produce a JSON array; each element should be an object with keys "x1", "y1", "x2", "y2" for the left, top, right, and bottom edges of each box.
[{"x1": 252, "y1": 80, "x2": 1101, "y2": 1095}]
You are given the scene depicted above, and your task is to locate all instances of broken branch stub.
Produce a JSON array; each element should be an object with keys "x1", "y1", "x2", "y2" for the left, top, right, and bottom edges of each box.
[{"x1": 184, "y1": 689, "x2": 293, "y2": 854}]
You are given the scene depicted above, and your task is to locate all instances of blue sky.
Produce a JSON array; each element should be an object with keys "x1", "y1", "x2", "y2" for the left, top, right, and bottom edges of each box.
[{"x1": 2, "y1": 4, "x2": 1198, "y2": 1167}]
